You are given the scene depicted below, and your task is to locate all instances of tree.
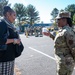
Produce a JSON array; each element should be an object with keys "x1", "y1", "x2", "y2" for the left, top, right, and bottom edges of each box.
[
  {"x1": 0, "y1": 0, "x2": 8, "y2": 16},
  {"x1": 72, "y1": 14, "x2": 75, "y2": 25},
  {"x1": 60, "y1": 9, "x2": 64, "y2": 12},
  {"x1": 65, "y1": 4, "x2": 75, "y2": 20},
  {"x1": 51, "y1": 8, "x2": 59, "y2": 28},
  {"x1": 51, "y1": 8, "x2": 59, "y2": 20},
  {"x1": 13, "y1": 3, "x2": 27, "y2": 26},
  {"x1": 26, "y1": 4, "x2": 40, "y2": 26}
]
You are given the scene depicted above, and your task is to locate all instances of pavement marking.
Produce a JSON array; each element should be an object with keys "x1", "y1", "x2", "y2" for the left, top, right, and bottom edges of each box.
[
  {"x1": 29, "y1": 47, "x2": 75, "y2": 70},
  {"x1": 29, "y1": 47, "x2": 56, "y2": 61}
]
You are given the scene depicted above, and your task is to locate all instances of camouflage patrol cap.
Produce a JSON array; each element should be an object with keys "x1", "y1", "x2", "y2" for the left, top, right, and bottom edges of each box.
[{"x1": 56, "y1": 11, "x2": 71, "y2": 19}]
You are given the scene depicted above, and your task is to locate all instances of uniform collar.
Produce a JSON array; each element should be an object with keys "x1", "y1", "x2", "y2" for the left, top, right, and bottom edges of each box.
[
  {"x1": 62, "y1": 25, "x2": 70, "y2": 29},
  {"x1": 58, "y1": 25, "x2": 70, "y2": 32}
]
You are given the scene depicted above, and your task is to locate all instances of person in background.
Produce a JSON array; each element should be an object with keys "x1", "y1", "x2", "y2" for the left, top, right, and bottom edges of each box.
[
  {"x1": 43, "y1": 11, "x2": 75, "y2": 75},
  {"x1": 0, "y1": 6, "x2": 21, "y2": 75}
]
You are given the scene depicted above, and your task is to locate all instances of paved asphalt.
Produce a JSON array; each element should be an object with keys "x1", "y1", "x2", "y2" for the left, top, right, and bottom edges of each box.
[{"x1": 15, "y1": 34, "x2": 75, "y2": 75}]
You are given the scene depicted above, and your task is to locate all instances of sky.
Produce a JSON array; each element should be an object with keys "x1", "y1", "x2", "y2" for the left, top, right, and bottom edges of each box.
[{"x1": 8, "y1": 0, "x2": 75, "y2": 23}]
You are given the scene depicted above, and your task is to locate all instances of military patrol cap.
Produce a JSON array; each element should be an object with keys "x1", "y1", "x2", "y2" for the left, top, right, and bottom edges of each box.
[{"x1": 56, "y1": 11, "x2": 71, "y2": 19}]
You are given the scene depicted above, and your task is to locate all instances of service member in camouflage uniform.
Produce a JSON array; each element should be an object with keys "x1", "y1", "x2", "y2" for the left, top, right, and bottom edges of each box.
[{"x1": 44, "y1": 11, "x2": 75, "y2": 75}]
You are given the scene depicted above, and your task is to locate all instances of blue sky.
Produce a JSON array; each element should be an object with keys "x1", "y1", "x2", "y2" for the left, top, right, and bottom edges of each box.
[{"x1": 8, "y1": 0, "x2": 75, "y2": 23}]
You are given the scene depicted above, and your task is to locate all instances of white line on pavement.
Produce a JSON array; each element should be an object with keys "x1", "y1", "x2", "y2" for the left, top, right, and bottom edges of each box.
[
  {"x1": 29, "y1": 47, "x2": 56, "y2": 61},
  {"x1": 29, "y1": 47, "x2": 75, "y2": 70}
]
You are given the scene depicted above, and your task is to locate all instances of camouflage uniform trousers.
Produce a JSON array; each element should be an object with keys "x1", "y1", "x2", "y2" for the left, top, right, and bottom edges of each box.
[{"x1": 55, "y1": 54, "x2": 75, "y2": 75}]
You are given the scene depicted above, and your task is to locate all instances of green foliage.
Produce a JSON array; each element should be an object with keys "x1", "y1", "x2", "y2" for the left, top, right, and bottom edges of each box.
[
  {"x1": 60, "y1": 9, "x2": 64, "y2": 12},
  {"x1": 13, "y1": 3, "x2": 40, "y2": 32},
  {"x1": 13, "y1": 4, "x2": 40, "y2": 26},
  {"x1": 51, "y1": 8, "x2": 59, "y2": 29},
  {"x1": 26, "y1": 4, "x2": 40, "y2": 25},
  {"x1": 65, "y1": 4, "x2": 75, "y2": 20},
  {"x1": 0, "y1": 0, "x2": 8, "y2": 16},
  {"x1": 13, "y1": 3, "x2": 26, "y2": 24},
  {"x1": 72, "y1": 14, "x2": 75, "y2": 25},
  {"x1": 51, "y1": 4, "x2": 75, "y2": 26},
  {"x1": 51, "y1": 8, "x2": 59, "y2": 19}
]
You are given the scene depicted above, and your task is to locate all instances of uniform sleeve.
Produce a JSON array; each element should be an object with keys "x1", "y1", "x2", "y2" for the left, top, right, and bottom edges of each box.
[
  {"x1": 65, "y1": 31, "x2": 75, "y2": 58},
  {"x1": 0, "y1": 22, "x2": 7, "y2": 44},
  {"x1": 49, "y1": 33, "x2": 55, "y2": 40}
]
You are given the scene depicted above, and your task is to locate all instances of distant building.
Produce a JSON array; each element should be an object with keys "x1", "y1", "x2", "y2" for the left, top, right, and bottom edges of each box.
[{"x1": 24, "y1": 23, "x2": 53, "y2": 27}]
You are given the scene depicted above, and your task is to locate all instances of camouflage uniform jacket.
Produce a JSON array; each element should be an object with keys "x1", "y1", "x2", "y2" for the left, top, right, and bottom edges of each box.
[{"x1": 52, "y1": 25, "x2": 75, "y2": 61}]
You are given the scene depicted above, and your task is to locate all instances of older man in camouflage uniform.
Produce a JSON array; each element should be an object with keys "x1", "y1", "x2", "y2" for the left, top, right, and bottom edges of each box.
[{"x1": 44, "y1": 11, "x2": 75, "y2": 75}]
